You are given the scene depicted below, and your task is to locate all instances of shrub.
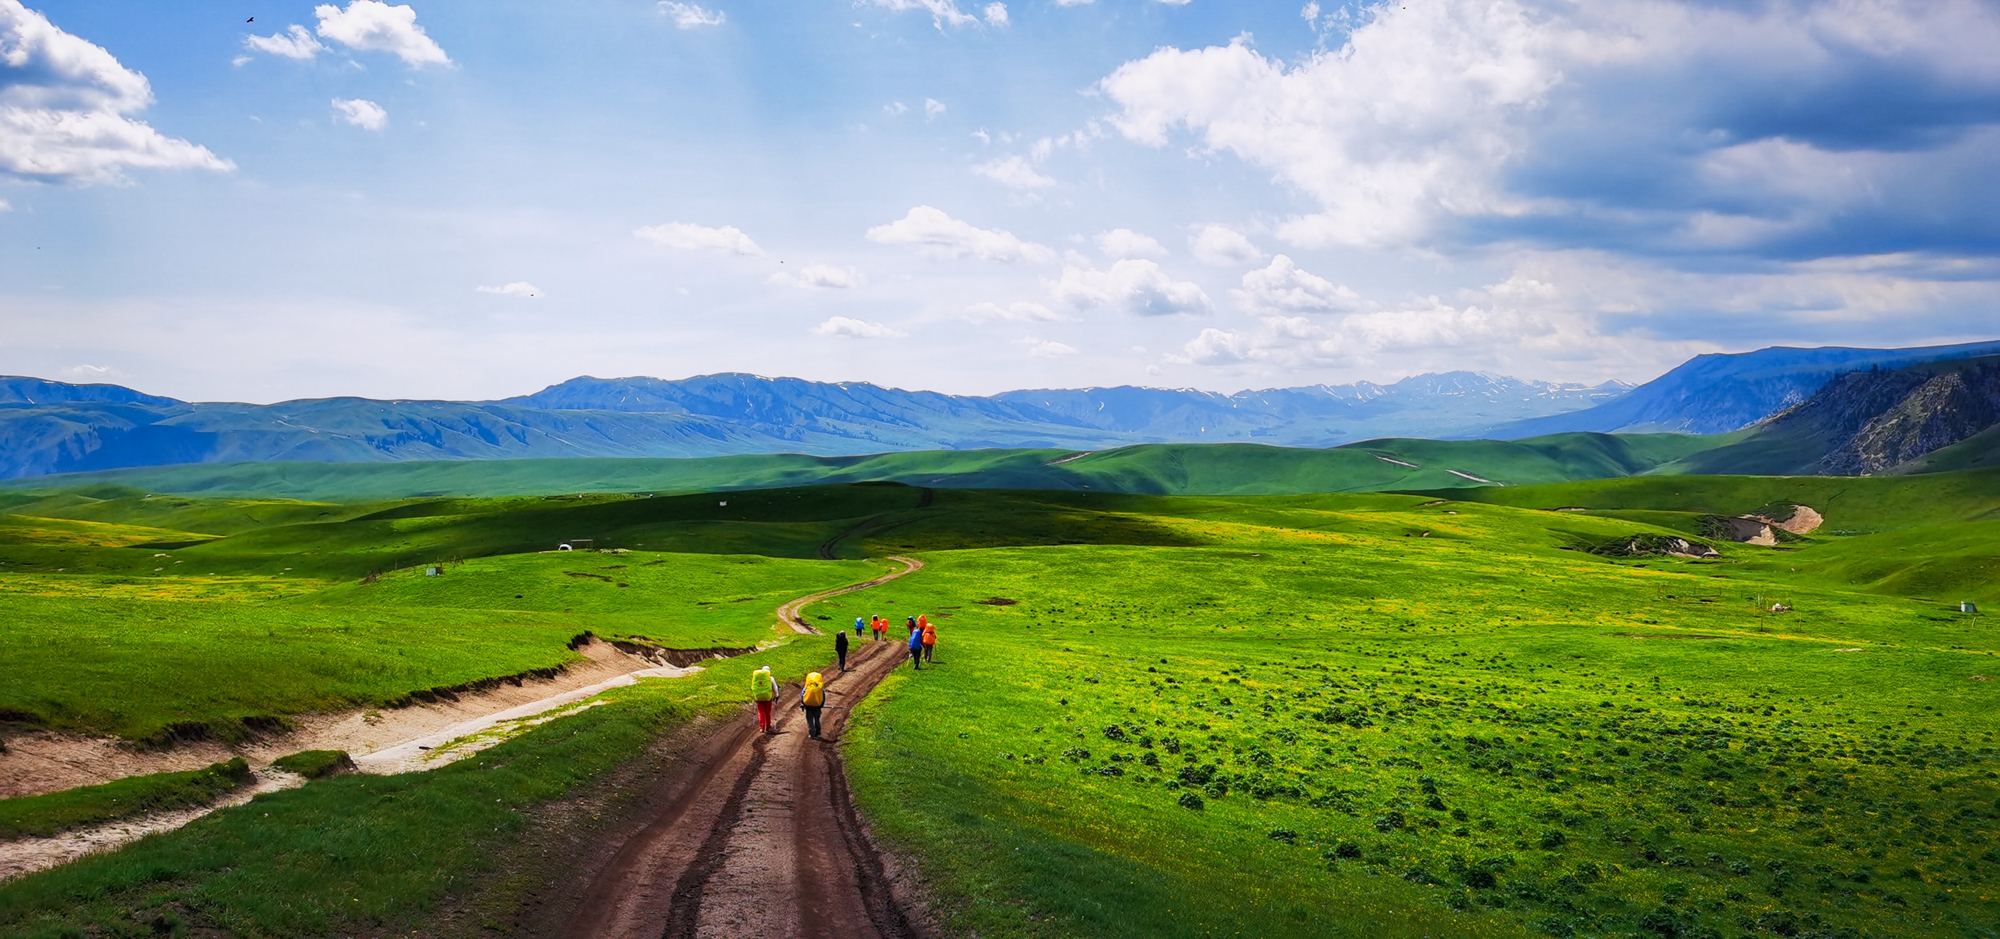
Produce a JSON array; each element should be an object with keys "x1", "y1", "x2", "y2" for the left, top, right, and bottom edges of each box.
[{"x1": 1177, "y1": 791, "x2": 1204, "y2": 811}]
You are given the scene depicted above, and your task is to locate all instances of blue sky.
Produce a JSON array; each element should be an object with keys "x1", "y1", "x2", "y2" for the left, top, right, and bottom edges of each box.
[{"x1": 2, "y1": 0, "x2": 1997, "y2": 402}]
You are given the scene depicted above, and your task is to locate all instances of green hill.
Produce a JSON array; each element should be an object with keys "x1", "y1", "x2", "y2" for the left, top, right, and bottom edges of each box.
[{"x1": 0, "y1": 432, "x2": 1728, "y2": 501}]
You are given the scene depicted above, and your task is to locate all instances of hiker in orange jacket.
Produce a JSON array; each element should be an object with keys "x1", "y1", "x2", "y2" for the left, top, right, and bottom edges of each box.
[{"x1": 920, "y1": 619, "x2": 936, "y2": 663}]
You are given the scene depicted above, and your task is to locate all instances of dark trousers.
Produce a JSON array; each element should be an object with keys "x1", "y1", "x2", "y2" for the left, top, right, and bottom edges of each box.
[
  {"x1": 837, "y1": 649, "x2": 848, "y2": 670},
  {"x1": 908, "y1": 646, "x2": 921, "y2": 669},
  {"x1": 922, "y1": 643, "x2": 933, "y2": 662},
  {"x1": 804, "y1": 705, "x2": 822, "y2": 738}
]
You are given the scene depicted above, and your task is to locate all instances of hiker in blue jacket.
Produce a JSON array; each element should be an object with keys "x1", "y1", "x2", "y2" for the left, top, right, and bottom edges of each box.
[{"x1": 906, "y1": 621, "x2": 923, "y2": 670}]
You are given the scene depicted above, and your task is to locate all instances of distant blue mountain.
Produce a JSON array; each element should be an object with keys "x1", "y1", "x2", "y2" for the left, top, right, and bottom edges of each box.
[
  {"x1": 1490, "y1": 340, "x2": 2000, "y2": 437},
  {"x1": 0, "y1": 371, "x2": 1622, "y2": 480}
]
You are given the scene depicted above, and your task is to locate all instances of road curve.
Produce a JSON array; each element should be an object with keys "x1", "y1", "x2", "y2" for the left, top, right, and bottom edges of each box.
[{"x1": 777, "y1": 557, "x2": 923, "y2": 635}]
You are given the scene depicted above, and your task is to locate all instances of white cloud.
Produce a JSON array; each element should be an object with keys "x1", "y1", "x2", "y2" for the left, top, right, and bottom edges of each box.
[
  {"x1": 330, "y1": 97, "x2": 387, "y2": 130},
  {"x1": 1053, "y1": 0, "x2": 1092, "y2": 5},
  {"x1": 1049, "y1": 259, "x2": 1211, "y2": 316},
  {"x1": 1234, "y1": 255, "x2": 1361, "y2": 314},
  {"x1": 1153, "y1": 0, "x2": 1192, "y2": 5},
  {"x1": 1177, "y1": 328, "x2": 1248, "y2": 364},
  {"x1": 924, "y1": 97, "x2": 947, "y2": 119},
  {"x1": 973, "y1": 155, "x2": 1054, "y2": 189},
  {"x1": 658, "y1": 2, "x2": 725, "y2": 28},
  {"x1": 244, "y1": 24, "x2": 325, "y2": 59},
  {"x1": 314, "y1": 1, "x2": 450, "y2": 67},
  {"x1": 814, "y1": 315, "x2": 905, "y2": 339},
  {"x1": 866, "y1": 206, "x2": 1054, "y2": 263},
  {"x1": 0, "y1": 198, "x2": 10, "y2": 211},
  {"x1": 633, "y1": 222, "x2": 765, "y2": 256},
  {"x1": 1096, "y1": 228, "x2": 1167, "y2": 258},
  {"x1": 1189, "y1": 225, "x2": 1263, "y2": 266},
  {"x1": 0, "y1": 1, "x2": 233, "y2": 183},
  {"x1": 476, "y1": 281, "x2": 541, "y2": 298},
  {"x1": 1022, "y1": 337, "x2": 1077, "y2": 357},
  {"x1": 964, "y1": 301, "x2": 1062, "y2": 322},
  {"x1": 866, "y1": 0, "x2": 977, "y2": 29},
  {"x1": 983, "y1": 3, "x2": 1009, "y2": 26},
  {"x1": 63, "y1": 363, "x2": 112, "y2": 378},
  {"x1": 884, "y1": 101, "x2": 908, "y2": 116},
  {"x1": 770, "y1": 264, "x2": 864, "y2": 289}
]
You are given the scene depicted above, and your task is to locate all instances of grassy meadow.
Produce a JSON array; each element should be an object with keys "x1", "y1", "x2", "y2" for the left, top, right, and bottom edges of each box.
[{"x1": 0, "y1": 468, "x2": 1996, "y2": 937}]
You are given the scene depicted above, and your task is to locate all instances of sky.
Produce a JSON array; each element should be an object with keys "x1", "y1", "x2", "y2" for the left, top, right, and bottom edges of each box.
[{"x1": 2, "y1": 0, "x2": 1998, "y2": 403}]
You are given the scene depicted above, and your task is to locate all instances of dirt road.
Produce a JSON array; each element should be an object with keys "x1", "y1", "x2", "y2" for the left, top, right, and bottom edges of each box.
[{"x1": 563, "y1": 637, "x2": 925, "y2": 939}]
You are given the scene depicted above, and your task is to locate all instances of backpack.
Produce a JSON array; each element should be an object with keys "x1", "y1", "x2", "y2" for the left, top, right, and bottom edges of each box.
[
  {"x1": 803, "y1": 672, "x2": 825, "y2": 706},
  {"x1": 751, "y1": 669, "x2": 774, "y2": 702}
]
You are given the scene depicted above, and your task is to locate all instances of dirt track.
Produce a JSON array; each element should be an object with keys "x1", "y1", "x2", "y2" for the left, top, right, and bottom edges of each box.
[{"x1": 563, "y1": 637, "x2": 925, "y2": 939}]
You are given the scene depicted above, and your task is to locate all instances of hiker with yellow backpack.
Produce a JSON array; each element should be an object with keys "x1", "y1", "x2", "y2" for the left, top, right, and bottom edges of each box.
[
  {"x1": 801, "y1": 671, "x2": 827, "y2": 739},
  {"x1": 750, "y1": 665, "x2": 779, "y2": 734}
]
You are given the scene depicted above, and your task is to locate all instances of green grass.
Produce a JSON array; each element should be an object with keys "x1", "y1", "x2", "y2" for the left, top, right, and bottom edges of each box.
[
  {"x1": 0, "y1": 552, "x2": 886, "y2": 741},
  {"x1": 835, "y1": 495, "x2": 2000, "y2": 939},
  {"x1": 4, "y1": 469, "x2": 2000, "y2": 937},
  {"x1": 0, "y1": 432, "x2": 1728, "y2": 501},
  {"x1": 0, "y1": 759, "x2": 251, "y2": 839}
]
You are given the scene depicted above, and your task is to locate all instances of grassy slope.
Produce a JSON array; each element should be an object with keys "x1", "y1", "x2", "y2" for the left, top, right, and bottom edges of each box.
[
  {"x1": 0, "y1": 552, "x2": 886, "y2": 740},
  {"x1": 0, "y1": 433, "x2": 1729, "y2": 500},
  {"x1": 839, "y1": 494, "x2": 2000, "y2": 939}
]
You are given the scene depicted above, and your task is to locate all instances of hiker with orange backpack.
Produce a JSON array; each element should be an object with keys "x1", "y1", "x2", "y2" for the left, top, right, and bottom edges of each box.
[
  {"x1": 801, "y1": 671, "x2": 826, "y2": 739},
  {"x1": 921, "y1": 617, "x2": 936, "y2": 663}
]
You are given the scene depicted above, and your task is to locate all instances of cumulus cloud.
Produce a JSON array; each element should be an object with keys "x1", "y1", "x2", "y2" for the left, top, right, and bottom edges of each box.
[
  {"x1": 1049, "y1": 259, "x2": 1211, "y2": 316},
  {"x1": 314, "y1": 1, "x2": 450, "y2": 67},
  {"x1": 476, "y1": 281, "x2": 541, "y2": 298},
  {"x1": 244, "y1": 24, "x2": 325, "y2": 59},
  {"x1": 866, "y1": 0, "x2": 977, "y2": 29},
  {"x1": 964, "y1": 301, "x2": 1063, "y2": 322},
  {"x1": 1099, "y1": 1, "x2": 2000, "y2": 258},
  {"x1": 1189, "y1": 225, "x2": 1263, "y2": 266},
  {"x1": 658, "y1": 2, "x2": 725, "y2": 28},
  {"x1": 63, "y1": 363, "x2": 112, "y2": 378},
  {"x1": 634, "y1": 222, "x2": 764, "y2": 255},
  {"x1": 1097, "y1": 228, "x2": 1167, "y2": 258},
  {"x1": 1234, "y1": 255, "x2": 1361, "y2": 314},
  {"x1": 866, "y1": 206, "x2": 1054, "y2": 263},
  {"x1": 983, "y1": 3, "x2": 1009, "y2": 26},
  {"x1": 0, "y1": 1, "x2": 233, "y2": 183},
  {"x1": 331, "y1": 97, "x2": 387, "y2": 130},
  {"x1": 972, "y1": 155, "x2": 1053, "y2": 190},
  {"x1": 924, "y1": 97, "x2": 946, "y2": 119},
  {"x1": 770, "y1": 264, "x2": 863, "y2": 289},
  {"x1": 1022, "y1": 337, "x2": 1077, "y2": 357},
  {"x1": 814, "y1": 315, "x2": 904, "y2": 339}
]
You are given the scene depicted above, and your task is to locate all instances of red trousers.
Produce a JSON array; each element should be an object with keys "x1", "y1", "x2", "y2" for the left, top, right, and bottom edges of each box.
[{"x1": 756, "y1": 700, "x2": 773, "y2": 731}]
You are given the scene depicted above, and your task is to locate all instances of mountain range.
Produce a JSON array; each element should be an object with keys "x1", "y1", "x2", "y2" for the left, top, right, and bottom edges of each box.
[{"x1": 2, "y1": 339, "x2": 1997, "y2": 481}]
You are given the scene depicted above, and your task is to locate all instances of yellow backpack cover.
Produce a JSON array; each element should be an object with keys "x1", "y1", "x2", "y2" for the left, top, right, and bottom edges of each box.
[
  {"x1": 803, "y1": 672, "x2": 825, "y2": 706},
  {"x1": 751, "y1": 667, "x2": 774, "y2": 702}
]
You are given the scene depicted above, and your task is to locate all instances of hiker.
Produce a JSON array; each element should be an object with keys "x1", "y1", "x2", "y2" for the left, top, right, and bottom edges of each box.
[
  {"x1": 751, "y1": 665, "x2": 779, "y2": 733},
  {"x1": 906, "y1": 615, "x2": 917, "y2": 633},
  {"x1": 835, "y1": 629, "x2": 849, "y2": 671},
  {"x1": 906, "y1": 621, "x2": 923, "y2": 670},
  {"x1": 874, "y1": 616, "x2": 887, "y2": 642},
  {"x1": 801, "y1": 671, "x2": 826, "y2": 739},
  {"x1": 921, "y1": 618, "x2": 936, "y2": 663},
  {"x1": 854, "y1": 616, "x2": 865, "y2": 638}
]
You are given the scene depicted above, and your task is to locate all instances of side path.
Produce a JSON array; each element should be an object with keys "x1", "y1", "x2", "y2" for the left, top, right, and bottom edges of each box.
[{"x1": 564, "y1": 579, "x2": 930, "y2": 939}]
